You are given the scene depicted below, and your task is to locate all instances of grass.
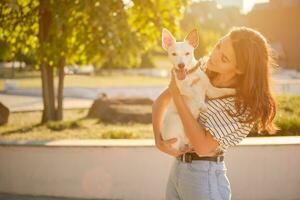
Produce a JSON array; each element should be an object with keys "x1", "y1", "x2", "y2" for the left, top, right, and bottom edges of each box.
[
  {"x1": 274, "y1": 95, "x2": 300, "y2": 134},
  {"x1": 0, "y1": 109, "x2": 153, "y2": 141},
  {"x1": 0, "y1": 95, "x2": 299, "y2": 142}
]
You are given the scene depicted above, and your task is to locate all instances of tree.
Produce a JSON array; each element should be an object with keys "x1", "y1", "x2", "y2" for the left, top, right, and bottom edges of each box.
[{"x1": 0, "y1": 0, "x2": 188, "y2": 122}]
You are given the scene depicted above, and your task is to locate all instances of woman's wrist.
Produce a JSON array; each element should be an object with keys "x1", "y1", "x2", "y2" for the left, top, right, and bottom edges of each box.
[{"x1": 154, "y1": 134, "x2": 162, "y2": 145}]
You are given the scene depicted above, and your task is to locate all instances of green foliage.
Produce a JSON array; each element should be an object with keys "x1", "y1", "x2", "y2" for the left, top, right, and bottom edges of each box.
[
  {"x1": 274, "y1": 95, "x2": 300, "y2": 132},
  {"x1": 0, "y1": 40, "x2": 12, "y2": 61},
  {"x1": 248, "y1": 95, "x2": 300, "y2": 136},
  {"x1": 47, "y1": 120, "x2": 82, "y2": 131},
  {"x1": 102, "y1": 130, "x2": 139, "y2": 139},
  {"x1": 0, "y1": 0, "x2": 39, "y2": 62},
  {"x1": 0, "y1": 0, "x2": 189, "y2": 69},
  {"x1": 275, "y1": 115, "x2": 300, "y2": 132}
]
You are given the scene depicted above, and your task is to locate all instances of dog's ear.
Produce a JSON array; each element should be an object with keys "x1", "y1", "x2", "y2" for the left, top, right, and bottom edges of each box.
[
  {"x1": 184, "y1": 29, "x2": 199, "y2": 48},
  {"x1": 162, "y1": 28, "x2": 175, "y2": 50}
]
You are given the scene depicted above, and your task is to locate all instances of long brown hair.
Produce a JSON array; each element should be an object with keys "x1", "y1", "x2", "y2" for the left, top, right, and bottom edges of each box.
[{"x1": 207, "y1": 26, "x2": 278, "y2": 134}]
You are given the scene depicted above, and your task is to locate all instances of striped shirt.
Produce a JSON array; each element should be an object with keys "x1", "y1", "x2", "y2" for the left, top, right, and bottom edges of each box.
[{"x1": 197, "y1": 96, "x2": 255, "y2": 154}]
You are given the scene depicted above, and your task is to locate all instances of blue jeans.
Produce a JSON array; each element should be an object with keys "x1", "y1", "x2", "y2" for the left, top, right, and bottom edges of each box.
[{"x1": 165, "y1": 158, "x2": 231, "y2": 200}]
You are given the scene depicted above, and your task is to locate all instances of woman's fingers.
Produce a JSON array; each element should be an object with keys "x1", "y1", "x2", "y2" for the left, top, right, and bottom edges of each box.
[{"x1": 159, "y1": 138, "x2": 193, "y2": 157}]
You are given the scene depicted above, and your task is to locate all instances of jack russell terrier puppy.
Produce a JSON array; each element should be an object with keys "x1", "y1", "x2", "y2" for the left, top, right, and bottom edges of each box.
[{"x1": 159, "y1": 28, "x2": 236, "y2": 151}]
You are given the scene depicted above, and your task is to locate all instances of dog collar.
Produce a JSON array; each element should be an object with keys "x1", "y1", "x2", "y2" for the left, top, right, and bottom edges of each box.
[{"x1": 186, "y1": 60, "x2": 202, "y2": 75}]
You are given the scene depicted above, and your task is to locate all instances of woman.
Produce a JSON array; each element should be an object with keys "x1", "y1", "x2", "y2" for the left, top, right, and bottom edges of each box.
[{"x1": 152, "y1": 26, "x2": 277, "y2": 200}]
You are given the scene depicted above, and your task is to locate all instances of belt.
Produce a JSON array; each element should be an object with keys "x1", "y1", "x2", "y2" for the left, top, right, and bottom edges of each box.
[{"x1": 176, "y1": 152, "x2": 224, "y2": 163}]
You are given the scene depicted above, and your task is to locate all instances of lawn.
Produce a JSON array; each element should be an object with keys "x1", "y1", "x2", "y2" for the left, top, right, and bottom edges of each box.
[
  {"x1": 0, "y1": 95, "x2": 299, "y2": 142},
  {"x1": 0, "y1": 109, "x2": 153, "y2": 141}
]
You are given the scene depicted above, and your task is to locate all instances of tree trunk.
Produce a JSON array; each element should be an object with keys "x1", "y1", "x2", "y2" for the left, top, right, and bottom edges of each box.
[
  {"x1": 41, "y1": 63, "x2": 51, "y2": 123},
  {"x1": 11, "y1": 59, "x2": 15, "y2": 78},
  {"x1": 56, "y1": 57, "x2": 65, "y2": 120},
  {"x1": 39, "y1": 0, "x2": 56, "y2": 123}
]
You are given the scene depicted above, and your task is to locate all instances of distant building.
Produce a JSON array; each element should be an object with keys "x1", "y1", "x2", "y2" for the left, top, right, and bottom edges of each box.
[
  {"x1": 181, "y1": 1, "x2": 246, "y2": 57},
  {"x1": 182, "y1": 1, "x2": 245, "y2": 32},
  {"x1": 247, "y1": 0, "x2": 300, "y2": 69},
  {"x1": 216, "y1": 0, "x2": 243, "y2": 10}
]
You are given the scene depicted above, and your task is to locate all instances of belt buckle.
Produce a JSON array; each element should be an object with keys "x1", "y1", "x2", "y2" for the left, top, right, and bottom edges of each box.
[{"x1": 183, "y1": 153, "x2": 192, "y2": 163}]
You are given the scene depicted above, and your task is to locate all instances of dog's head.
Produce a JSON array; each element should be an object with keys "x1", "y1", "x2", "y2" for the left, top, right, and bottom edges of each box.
[{"x1": 162, "y1": 28, "x2": 199, "y2": 80}]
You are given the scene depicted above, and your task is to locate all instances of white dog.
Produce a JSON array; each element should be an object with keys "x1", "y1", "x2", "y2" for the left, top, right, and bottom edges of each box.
[{"x1": 160, "y1": 28, "x2": 236, "y2": 151}]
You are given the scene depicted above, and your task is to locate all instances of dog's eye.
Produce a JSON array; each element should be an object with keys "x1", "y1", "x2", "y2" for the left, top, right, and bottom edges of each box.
[
  {"x1": 185, "y1": 52, "x2": 190, "y2": 56},
  {"x1": 172, "y1": 53, "x2": 177, "y2": 56}
]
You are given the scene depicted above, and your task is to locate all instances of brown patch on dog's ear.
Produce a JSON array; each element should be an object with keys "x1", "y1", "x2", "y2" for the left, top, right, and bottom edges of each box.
[
  {"x1": 184, "y1": 29, "x2": 199, "y2": 48},
  {"x1": 162, "y1": 28, "x2": 176, "y2": 50}
]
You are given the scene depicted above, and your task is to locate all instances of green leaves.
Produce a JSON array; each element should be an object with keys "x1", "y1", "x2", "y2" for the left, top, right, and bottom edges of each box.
[
  {"x1": 0, "y1": 0, "x2": 39, "y2": 61},
  {"x1": 1, "y1": 0, "x2": 188, "y2": 68}
]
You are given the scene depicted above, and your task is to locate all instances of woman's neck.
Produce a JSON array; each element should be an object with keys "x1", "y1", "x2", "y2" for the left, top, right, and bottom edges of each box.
[{"x1": 211, "y1": 72, "x2": 237, "y2": 88}]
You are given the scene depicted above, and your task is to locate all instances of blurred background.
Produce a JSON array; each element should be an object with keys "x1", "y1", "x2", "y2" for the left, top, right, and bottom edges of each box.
[
  {"x1": 0, "y1": 1, "x2": 300, "y2": 200},
  {"x1": 0, "y1": 0, "x2": 299, "y2": 141}
]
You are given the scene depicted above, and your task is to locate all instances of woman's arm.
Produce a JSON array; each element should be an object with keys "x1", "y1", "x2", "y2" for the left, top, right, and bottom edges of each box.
[
  {"x1": 152, "y1": 89, "x2": 171, "y2": 145},
  {"x1": 168, "y1": 70, "x2": 220, "y2": 156}
]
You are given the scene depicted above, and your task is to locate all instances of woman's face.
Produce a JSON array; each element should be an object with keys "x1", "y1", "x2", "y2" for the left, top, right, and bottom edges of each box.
[{"x1": 207, "y1": 35, "x2": 238, "y2": 75}]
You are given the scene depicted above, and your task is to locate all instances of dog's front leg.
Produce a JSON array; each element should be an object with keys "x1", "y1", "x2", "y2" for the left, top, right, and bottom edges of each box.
[
  {"x1": 206, "y1": 82, "x2": 236, "y2": 99},
  {"x1": 191, "y1": 84, "x2": 207, "y2": 113},
  {"x1": 197, "y1": 70, "x2": 236, "y2": 99},
  {"x1": 206, "y1": 87, "x2": 236, "y2": 99}
]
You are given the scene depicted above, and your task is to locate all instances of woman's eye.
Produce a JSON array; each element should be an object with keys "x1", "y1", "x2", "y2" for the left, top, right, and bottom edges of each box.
[
  {"x1": 185, "y1": 52, "x2": 190, "y2": 56},
  {"x1": 172, "y1": 53, "x2": 177, "y2": 56}
]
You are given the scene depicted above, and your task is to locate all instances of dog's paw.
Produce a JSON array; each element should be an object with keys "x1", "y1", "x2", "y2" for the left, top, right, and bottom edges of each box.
[{"x1": 225, "y1": 88, "x2": 236, "y2": 95}]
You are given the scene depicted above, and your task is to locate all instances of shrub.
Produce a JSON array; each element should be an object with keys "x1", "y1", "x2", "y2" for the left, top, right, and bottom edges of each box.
[
  {"x1": 47, "y1": 120, "x2": 82, "y2": 131},
  {"x1": 102, "y1": 130, "x2": 139, "y2": 139}
]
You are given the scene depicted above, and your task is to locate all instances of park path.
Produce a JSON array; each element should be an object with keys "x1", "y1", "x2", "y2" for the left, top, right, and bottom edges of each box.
[
  {"x1": 1, "y1": 82, "x2": 299, "y2": 112},
  {"x1": 0, "y1": 86, "x2": 166, "y2": 112},
  {"x1": 0, "y1": 193, "x2": 115, "y2": 200}
]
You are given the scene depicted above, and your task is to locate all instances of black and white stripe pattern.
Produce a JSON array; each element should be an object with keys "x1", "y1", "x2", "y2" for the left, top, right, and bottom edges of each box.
[{"x1": 197, "y1": 96, "x2": 254, "y2": 153}]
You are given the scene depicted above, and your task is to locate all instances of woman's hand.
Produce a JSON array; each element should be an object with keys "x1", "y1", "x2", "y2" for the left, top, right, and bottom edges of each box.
[
  {"x1": 156, "y1": 137, "x2": 193, "y2": 158},
  {"x1": 168, "y1": 69, "x2": 181, "y2": 98}
]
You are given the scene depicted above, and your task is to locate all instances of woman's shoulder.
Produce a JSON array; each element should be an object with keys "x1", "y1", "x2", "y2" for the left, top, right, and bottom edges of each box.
[
  {"x1": 204, "y1": 95, "x2": 254, "y2": 125},
  {"x1": 205, "y1": 95, "x2": 236, "y2": 113},
  {"x1": 204, "y1": 95, "x2": 251, "y2": 121}
]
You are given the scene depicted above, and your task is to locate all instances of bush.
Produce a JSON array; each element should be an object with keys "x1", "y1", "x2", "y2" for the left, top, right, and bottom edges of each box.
[
  {"x1": 275, "y1": 95, "x2": 300, "y2": 132},
  {"x1": 102, "y1": 130, "x2": 139, "y2": 139},
  {"x1": 47, "y1": 120, "x2": 82, "y2": 131}
]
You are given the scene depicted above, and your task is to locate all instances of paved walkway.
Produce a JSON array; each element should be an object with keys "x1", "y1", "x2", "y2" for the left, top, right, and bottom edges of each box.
[
  {"x1": 0, "y1": 86, "x2": 165, "y2": 112},
  {"x1": 1, "y1": 81, "x2": 299, "y2": 112},
  {"x1": 0, "y1": 193, "x2": 116, "y2": 200},
  {"x1": 0, "y1": 93, "x2": 93, "y2": 112}
]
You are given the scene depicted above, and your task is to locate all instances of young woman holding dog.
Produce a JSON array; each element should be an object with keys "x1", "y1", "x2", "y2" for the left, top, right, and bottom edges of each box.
[{"x1": 152, "y1": 26, "x2": 277, "y2": 200}]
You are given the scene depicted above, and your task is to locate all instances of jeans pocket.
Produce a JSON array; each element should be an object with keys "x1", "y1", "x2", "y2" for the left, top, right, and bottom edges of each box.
[{"x1": 215, "y1": 169, "x2": 231, "y2": 200}]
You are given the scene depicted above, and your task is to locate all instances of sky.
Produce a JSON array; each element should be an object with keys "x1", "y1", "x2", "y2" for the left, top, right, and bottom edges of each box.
[
  {"x1": 192, "y1": 0, "x2": 270, "y2": 14},
  {"x1": 243, "y1": 0, "x2": 269, "y2": 13}
]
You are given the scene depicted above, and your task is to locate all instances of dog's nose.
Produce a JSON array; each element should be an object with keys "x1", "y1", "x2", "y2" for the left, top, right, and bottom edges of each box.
[{"x1": 178, "y1": 63, "x2": 185, "y2": 69}]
